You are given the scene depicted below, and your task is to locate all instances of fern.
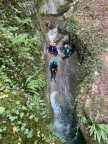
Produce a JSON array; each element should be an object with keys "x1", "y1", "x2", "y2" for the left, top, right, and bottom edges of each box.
[
  {"x1": 88, "y1": 121, "x2": 108, "y2": 143},
  {"x1": 0, "y1": 1, "x2": 61, "y2": 144},
  {"x1": 13, "y1": 33, "x2": 28, "y2": 45}
]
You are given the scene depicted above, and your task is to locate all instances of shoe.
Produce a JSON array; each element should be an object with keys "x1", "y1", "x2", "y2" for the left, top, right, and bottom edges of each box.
[{"x1": 51, "y1": 78, "x2": 53, "y2": 81}]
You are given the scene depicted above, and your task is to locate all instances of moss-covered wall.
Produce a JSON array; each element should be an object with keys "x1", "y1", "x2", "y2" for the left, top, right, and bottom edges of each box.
[{"x1": 59, "y1": 2, "x2": 108, "y2": 143}]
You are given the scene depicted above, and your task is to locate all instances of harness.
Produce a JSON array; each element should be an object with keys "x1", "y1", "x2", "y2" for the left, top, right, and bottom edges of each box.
[{"x1": 51, "y1": 62, "x2": 57, "y2": 71}]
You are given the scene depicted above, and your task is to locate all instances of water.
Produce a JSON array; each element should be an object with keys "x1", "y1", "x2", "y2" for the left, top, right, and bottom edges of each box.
[
  {"x1": 50, "y1": 91, "x2": 76, "y2": 142},
  {"x1": 46, "y1": 27, "x2": 86, "y2": 144},
  {"x1": 40, "y1": 0, "x2": 86, "y2": 143},
  {"x1": 40, "y1": 0, "x2": 66, "y2": 15},
  {"x1": 50, "y1": 90, "x2": 86, "y2": 144},
  {"x1": 26, "y1": 0, "x2": 85, "y2": 143},
  {"x1": 47, "y1": 28, "x2": 58, "y2": 42}
]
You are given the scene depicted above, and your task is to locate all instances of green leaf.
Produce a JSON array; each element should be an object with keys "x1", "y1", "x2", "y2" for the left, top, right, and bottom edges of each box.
[
  {"x1": 23, "y1": 53, "x2": 34, "y2": 60},
  {"x1": 22, "y1": 106, "x2": 27, "y2": 111},
  {"x1": 13, "y1": 33, "x2": 28, "y2": 45},
  {"x1": 0, "y1": 107, "x2": 5, "y2": 115},
  {"x1": 16, "y1": 101, "x2": 20, "y2": 105},
  {"x1": 34, "y1": 141, "x2": 38, "y2": 144},
  {"x1": 9, "y1": 116, "x2": 17, "y2": 121},
  {"x1": 29, "y1": 114, "x2": 34, "y2": 120},
  {"x1": 20, "y1": 112, "x2": 24, "y2": 118},
  {"x1": 27, "y1": 80, "x2": 39, "y2": 90},
  {"x1": 27, "y1": 130, "x2": 33, "y2": 138},
  {"x1": 8, "y1": 26, "x2": 18, "y2": 32}
]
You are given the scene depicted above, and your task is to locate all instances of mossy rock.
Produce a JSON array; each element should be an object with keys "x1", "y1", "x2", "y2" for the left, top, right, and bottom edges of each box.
[
  {"x1": 84, "y1": 107, "x2": 91, "y2": 117},
  {"x1": 104, "y1": 7, "x2": 108, "y2": 11},
  {"x1": 47, "y1": 21, "x2": 55, "y2": 29},
  {"x1": 57, "y1": 3, "x2": 70, "y2": 15},
  {"x1": 84, "y1": 5, "x2": 91, "y2": 11},
  {"x1": 37, "y1": 0, "x2": 43, "y2": 8},
  {"x1": 58, "y1": 22, "x2": 68, "y2": 34},
  {"x1": 100, "y1": 98, "x2": 105, "y2": 111}
]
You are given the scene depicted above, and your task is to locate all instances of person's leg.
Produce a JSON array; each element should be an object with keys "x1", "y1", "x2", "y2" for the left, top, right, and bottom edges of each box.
[
  {"x1": 49, "y1": 46, "x2": 52, "y2": 52},
  {"x1": 56, "y1": 50, "x2": 58, "y2": 56},
  {"x1": 51, "y1": 70, "x2": 53, "y2": 80},
  {"x1": 54, "y1": 71, "x2": 56, "y2": 82},
  {"x1": 53, "y1": 49, "x2": 57, "y2": 55},
  {"x1": 67, "y1": 52, "x2": 69, "y2": 56},
  {"x1": 52, "y1": 47, "x2": 55, "y2": 53},
  {"x1": 64, "y1": 50, "x2": 67, "y2": 56},
  {"x1": 65, "y1": 52, "x2": 67, "y2": 56}
]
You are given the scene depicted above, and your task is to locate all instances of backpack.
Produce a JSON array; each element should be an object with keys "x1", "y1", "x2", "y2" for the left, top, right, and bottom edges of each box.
[{"x1": 52, "y1": 62, "x2": 57, "y2": 69}]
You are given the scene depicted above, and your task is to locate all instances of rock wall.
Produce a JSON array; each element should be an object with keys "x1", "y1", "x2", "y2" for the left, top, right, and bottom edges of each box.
[{"x1": 40, "y1": 0, "x2": 72, "y2": 15}]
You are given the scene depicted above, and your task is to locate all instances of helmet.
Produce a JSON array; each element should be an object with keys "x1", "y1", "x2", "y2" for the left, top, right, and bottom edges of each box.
[
  {"x1": 64, "y1": 44, "x2": 68, "y2": 48},
  {"x1": 53, "y1": 59, "x2": 57, "y2": 64}
]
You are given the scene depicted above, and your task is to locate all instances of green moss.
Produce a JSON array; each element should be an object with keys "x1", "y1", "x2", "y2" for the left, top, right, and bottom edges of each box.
[
  {"x1": 84, "y1": 107, "x2": 90, "y2": 117},
  {"x1": 57, "y1": 3, "x2": 70, "y2": 15},
  {"x1": 104, "y1": 7, "x2": 108, "y2": 11},
  {"x1": 37, "y1": 0, "x2": 43, "y2": 8},
  {"x1": 90, "y1": 95, "x2": 96, "y2": 109},
  {"x1": 91, "y1": 95, "x2": 96, "y2": 103},
  {"x1": 100, "y1": 98, "x2": 105, "y2": 111},
  {"x1": 67, "y1": 0, "x2": 73, "y2": 2},
  {"x1": 65, "y1": 4, "x2": 107, "y2": 144},
  {"x1": 84, "y1": 4, "x2": 91, "y2": 11},
  {"x1": 0, "y1": 1, "x2": 61, "y2": 143}
]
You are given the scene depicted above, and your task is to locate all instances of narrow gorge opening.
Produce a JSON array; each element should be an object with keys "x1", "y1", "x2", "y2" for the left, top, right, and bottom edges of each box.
[{"x1": 44, "y1": 16, "x2": 87, "y2": 144}]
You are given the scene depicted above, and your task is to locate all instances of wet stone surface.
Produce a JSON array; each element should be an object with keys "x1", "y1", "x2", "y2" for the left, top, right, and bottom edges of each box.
[{"x1": 46, "y1": 27, "x2": 85, "y2": 143}]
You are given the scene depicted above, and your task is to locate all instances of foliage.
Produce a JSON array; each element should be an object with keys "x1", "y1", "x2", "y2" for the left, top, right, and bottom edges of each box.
[
  {"x1": 64, "y1": 16, "x2": 102, "y2": 82},
  {"x1": 88, "y1": 124, "x2": 108, "y2": 143},
  {"x1": 87, "y1": 113, "x2": 108, "y2": 143},
  {"x1": 63, "y1": 10, "x2": 108, "y2": 144},
  {"x1": 0, "y1": 1, "x2": 60, "y2": 144}
]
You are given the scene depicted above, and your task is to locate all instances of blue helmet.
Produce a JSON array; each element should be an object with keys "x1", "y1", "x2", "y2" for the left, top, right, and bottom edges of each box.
[{"x1": 53, "y1": 59, "x2": 57, "y2": 63}]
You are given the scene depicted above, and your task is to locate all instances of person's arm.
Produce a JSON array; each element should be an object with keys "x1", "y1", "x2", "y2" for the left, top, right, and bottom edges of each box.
[{"x1": 49, "y1": 62, "x2": 52, "y2": 70}]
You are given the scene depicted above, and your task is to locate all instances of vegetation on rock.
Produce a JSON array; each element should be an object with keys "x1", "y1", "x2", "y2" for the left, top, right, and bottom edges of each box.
[
  {"x1": 61, "y1": 3, "x2": 108, "y2": 143},
  {"x1": 0, "y1": 0, "x2": 60, "y2": 143}
]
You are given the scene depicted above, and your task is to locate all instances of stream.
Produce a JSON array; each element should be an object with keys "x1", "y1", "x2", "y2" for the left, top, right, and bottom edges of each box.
[
  {"x1": 41, "y1": 1, "x2": 86, "y2": 143},
  {"x1": 45, "y1": 28, "x2": 86, "y2": 144},
  {"x1": 26, "y1": 0, "x2": 86, "y2": 143}
]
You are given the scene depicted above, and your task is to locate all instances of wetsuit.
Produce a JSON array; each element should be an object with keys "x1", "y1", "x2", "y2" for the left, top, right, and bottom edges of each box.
[
  {"x1": 48, "y1": 45, "x2": 53, "y2": 52},
  {"x1": 52, "y1": 46, "x2": 58, "y2": 56},
  {"x1": 50, "y1": 60, "x2": 58, "y2": 81},
  {"x1": 63, "y1": 44, "x2": 72, "y2": 57},
  {"x1": 64, "y1": 48, "x2": 70, "y2": 57}
]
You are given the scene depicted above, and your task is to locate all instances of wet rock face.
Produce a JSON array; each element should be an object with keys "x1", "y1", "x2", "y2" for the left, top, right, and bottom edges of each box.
[
  {"x1": 24, "y1": 0, "x2": 39, "y2": 16},
  {"x1": 40, "y1": 0, "x2": 72, "y2": 15}
]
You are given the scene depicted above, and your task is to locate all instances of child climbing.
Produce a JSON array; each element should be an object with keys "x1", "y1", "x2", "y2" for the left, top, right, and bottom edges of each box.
[
  {"x1": 46, "y1": 41, "x2": 58, "y2": 56},
  {"x1": 49, "y1": 58, "x2": 58, "y2": 82}
]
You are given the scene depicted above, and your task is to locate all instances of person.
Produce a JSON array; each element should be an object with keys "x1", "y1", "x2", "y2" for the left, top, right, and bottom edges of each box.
[
  {"x1": 49, "y1": 59, "x2": 58, "y2": 82},
  {"x1": 49, "y1": 42, "x2": 53, "y2": 52},
  {"x1": 46, "y1": 42, "x2": 53, "y2": 53},
  {"x1": 63, "y1": 44, "x2": 71, "y2": 57},
  {"x1": 46, "y1": 41, "x2": 58, "y2": 56},
  {"x1": 52, "y1": 42, "x2": 58, "y2": 56}
]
